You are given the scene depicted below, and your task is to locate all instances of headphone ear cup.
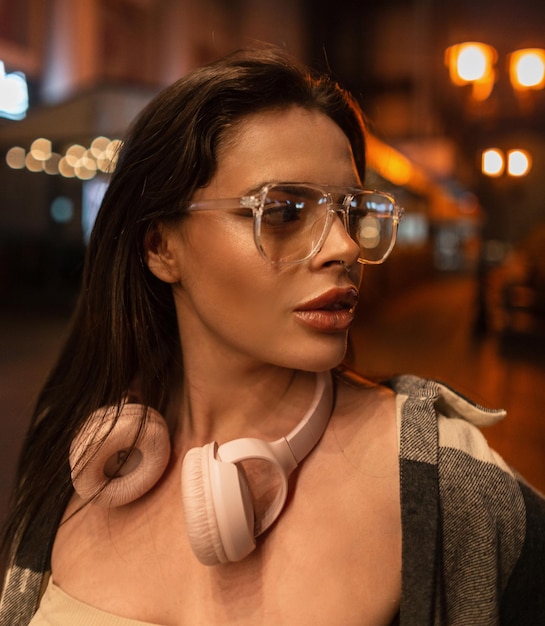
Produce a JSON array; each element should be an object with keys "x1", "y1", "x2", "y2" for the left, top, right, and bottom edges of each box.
[
  {"x1": 182, "y1": 443, "x2": 256, "y2": 565},
  {"x1": 181, "y1": 445, "x2": 228, "y2": 565},
  {"x1": 70, "y1": 404, "x2": 170, "y2": 507}
]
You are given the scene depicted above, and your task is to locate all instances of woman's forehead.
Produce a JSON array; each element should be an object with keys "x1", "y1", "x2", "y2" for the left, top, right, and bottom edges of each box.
[{"x1": 209, "y1": 107, "x2": 358, "y2": 195}]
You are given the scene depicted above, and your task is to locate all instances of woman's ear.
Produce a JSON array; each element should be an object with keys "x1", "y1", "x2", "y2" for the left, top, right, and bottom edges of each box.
[{"x1": 144, "y1": 223, "x2": 182, "y2": 284}]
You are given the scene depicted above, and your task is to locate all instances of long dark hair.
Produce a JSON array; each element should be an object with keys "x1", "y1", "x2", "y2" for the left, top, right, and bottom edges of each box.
[{"x1": 0, "y1": 46, "x2": 367, "y2": 578}]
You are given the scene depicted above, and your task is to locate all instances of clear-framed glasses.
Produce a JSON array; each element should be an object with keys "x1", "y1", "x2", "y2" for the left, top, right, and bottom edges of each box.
[{"x1": 186, "y1": 182, "x2": 404, "y2": 265}]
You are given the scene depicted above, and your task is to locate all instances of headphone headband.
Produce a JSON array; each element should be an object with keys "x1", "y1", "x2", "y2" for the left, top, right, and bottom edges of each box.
[
  {"x1": 284, "y1": 370, "x2": 333, "y2": 463},
  {"x1": 214, "y1": 370, "x2": 334, "y2": 539},
  {"x1": 218, "y1": 370, "x2": 333, "y2": 473}
]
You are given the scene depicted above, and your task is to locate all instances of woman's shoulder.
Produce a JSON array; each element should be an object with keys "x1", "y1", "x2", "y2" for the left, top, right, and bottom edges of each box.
[
  {"x1": 337, "y1": 368, "x2": 507, "y2": 451},
  {"x1": 334, "y1": 368, "x2": 396, "y2": 426},
  {"x1": 331, "y1": 366, "x2": 512, "y2": 478},
  {"x1": 327, "y1": 366, "x2": 399, "y2": 483}
]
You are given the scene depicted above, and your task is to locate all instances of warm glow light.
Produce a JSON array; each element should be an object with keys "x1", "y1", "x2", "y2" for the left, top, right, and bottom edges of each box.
[
  {"x1": 65, "y1": 144, "x2": 86, "y2": 166},
  {"x1": 507, "y1": 149, "x2": 531, "y2": 176},
  {"x1": 482, "y1": 149, "x2": 504, "y2": 177},
  {"x1": 58, "y1": 156, "x2": 76, "y2": 178},
  {"x1": 509, "y1": 49, "x2": 545, "y2": 90},
  {"x1": 481, "y1": 148, "x2": 532, "y2": 177},
  {"x1": 445, "y1": 42, "x2": 497, "y2": 100},
  {"x1": 5, "y1": 146, "x2": 25, "y2": 169},
  {"x1": 384, "y1": 155, "x2": 412, "y2": 186},
  {"x1": 106, "y1": 139, "x2": 122, "y2": 162},
  {"x1": 446, "y1": 43, "x2": 495, "y2": 81},
  {"x1": 25, "y1": 152, "x2": 44, "y2": 172},
  {"x1": 457, "y1": 45, "x2": 488, "y2": 81},
  {"x1": 97, "y1": 155, "x2": 113, "y2": 173},
  {"x1": 90, "y1": 136, "x2": 111, "y2": 158},
  {"x1": 44, "y1": 153, "x2": 61, "y2": 175},
  {"x1": 6, "y1": 135, "x2": 123, "y2": 179},
  {"x1": 75, "y1": 154, "x2": 97, "y2": 180},
  {"x1": 358, "y1": 216, "x2": 381, "y2": 250},
  {"x1": 30, "y1": 138, "x2": 52, "y2": 161}
]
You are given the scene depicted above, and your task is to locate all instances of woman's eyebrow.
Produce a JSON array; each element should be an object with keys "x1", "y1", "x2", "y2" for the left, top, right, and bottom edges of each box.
[
  {"x1": 243, "y1": 181, "x2": 281, "y2": 195},
  {"x1": 243, "y1": 183, "x2": 267, "y2": 195},
  {"x1": 243, "y1": 180, "x2": 306, "y2": 196}
]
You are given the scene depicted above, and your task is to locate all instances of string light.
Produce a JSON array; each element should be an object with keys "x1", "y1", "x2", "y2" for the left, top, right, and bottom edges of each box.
[{"x1": 4, "y1": 135, "x2": 123, "y2": 180}]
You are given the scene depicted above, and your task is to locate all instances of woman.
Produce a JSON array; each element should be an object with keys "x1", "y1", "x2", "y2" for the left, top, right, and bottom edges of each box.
[{"x1": 1, "y1": 47, "x2": 544, "y2": 626}]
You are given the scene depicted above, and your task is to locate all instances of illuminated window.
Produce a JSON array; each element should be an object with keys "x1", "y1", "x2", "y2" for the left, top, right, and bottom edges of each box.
[{"x1": 0, "y1": 60, "x2": 29, "y2": 120}]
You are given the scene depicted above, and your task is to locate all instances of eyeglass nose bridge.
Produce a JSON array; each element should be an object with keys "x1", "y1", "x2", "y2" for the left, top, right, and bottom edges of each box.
[
  {"x1": 326, "y1": 197, "x2": 354, "y2": 234},
  {"x1": 314, "y1": 198, "x2": 359, "y2": 259}
]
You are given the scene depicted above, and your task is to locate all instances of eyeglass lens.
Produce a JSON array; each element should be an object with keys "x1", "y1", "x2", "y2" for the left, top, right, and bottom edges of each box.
[{"x1": 257, "y1": 185, "x2": 397, "y2": 264}]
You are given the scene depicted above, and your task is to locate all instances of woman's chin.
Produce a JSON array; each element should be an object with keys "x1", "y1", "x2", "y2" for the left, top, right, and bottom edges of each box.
[{"x1": 279, "y1": 338, "x2": 349, "y2": 373}]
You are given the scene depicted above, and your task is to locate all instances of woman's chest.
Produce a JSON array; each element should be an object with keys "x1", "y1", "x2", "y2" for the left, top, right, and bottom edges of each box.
[
  {"x1": 52, "y1": 412, "x2": 402, "y2": 625},
  {"x1": 52, "y1": 467, "x2": 401, "y2": 625}
]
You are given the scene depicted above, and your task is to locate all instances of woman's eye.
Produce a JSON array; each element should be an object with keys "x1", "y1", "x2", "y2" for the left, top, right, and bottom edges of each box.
[
  {"x1": 231, "y1": 208, "x2": 255, "y2": 218},
  {"x1": 349, "y1": 208, "x2": 368, "y2": 221},
  {"x1": 262, "y1": 200, "x2": 303, "y2": 226}
]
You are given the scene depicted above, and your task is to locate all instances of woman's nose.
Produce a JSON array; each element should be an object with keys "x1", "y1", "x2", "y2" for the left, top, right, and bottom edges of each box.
[{"x1": 313, "y1": 208, "x2": 361, "y2": 267}]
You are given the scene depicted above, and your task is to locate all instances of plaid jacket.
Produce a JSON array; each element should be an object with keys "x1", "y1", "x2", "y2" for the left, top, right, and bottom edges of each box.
[{"x1": 1, "y1": 374, "x2": 544, "y2": 625}]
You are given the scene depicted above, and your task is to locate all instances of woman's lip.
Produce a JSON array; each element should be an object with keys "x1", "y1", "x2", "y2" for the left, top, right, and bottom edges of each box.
[
  {"x1": 293, "y1": 309, "x2": 356, "y2": 332},
  {"x1": 295, "y1": 287, "x2": 359, "y2": 312},
  {"x1": 293, "y1": 287, "x2": 359, "y2": 332}
]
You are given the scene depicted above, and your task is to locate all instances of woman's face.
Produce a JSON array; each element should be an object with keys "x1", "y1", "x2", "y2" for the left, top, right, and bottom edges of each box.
[{"x1": 156, "y1": 106, "x2": 364, "y2": 373}]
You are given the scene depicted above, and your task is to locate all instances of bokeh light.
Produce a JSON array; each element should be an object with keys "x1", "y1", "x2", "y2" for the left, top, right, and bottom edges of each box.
[{"x1": 482, "y1": 148, "x2": 504, "y2": 177}]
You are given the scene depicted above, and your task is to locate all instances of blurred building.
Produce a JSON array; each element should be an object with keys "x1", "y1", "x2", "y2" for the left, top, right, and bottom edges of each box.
[{"x1": 0, "y1": 0, "x2": 544, "y2": 310}]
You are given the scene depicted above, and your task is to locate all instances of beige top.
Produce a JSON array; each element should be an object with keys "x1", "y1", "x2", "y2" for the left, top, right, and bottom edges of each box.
[{"x1": 29, "y1": 578, "x2": 163, "y2": 626}]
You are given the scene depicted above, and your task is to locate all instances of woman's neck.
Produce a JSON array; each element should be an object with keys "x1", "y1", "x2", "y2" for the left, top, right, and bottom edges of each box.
[{"x1": 169, "y1": 365, "x2": 319, "y2": 452}]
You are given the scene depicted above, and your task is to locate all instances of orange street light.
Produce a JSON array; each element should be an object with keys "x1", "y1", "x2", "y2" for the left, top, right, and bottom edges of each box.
[
  {"x1": 445, "y1": 42, "x2": 497, "y2": 100},
  {"x1": 481, "y1": 148, "x2": 532, "y2": 178},
  {"x1": 482, "y1": 148, "x2": 504, "y2": 177},
  {"x1": 507, "y1": 149, "x2": 532, "y2": 176},
  {"x1": 509, "y1": 48, "x2": 545, "y2": 90}
]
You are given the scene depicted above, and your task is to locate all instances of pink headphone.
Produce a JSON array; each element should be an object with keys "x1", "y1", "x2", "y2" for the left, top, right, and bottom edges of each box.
[{"x1": 69, "y1": 371, "x2": 333, "y2": 565}]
